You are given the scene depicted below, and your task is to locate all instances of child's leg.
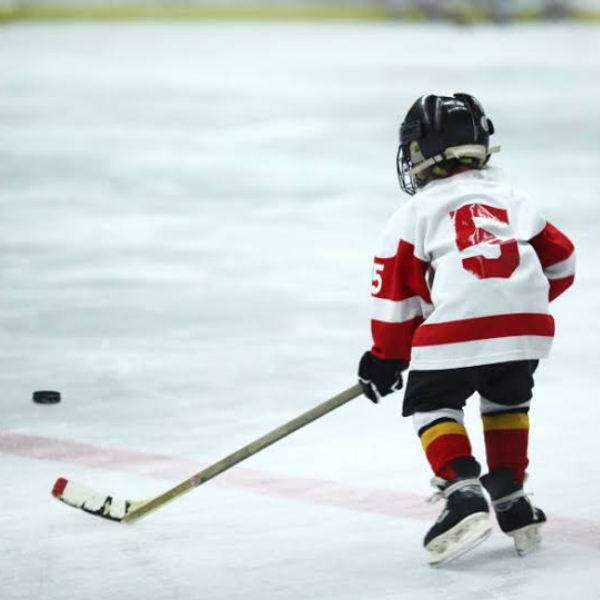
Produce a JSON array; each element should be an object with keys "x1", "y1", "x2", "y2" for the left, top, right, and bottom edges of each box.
[
  {"x1": 404, "y1": 369, "x2": 491, "y2": 564},
  {"x1": 410, "y1": 407, "x2": 491, "y2": 565},
  {"x1": 480, "y1": 397, "x2": 530, "y2": 483},
  {"x1": 479, "y1": 399, "x2": 547, "y2": 555},
  {"x1": 475, "y1": 361, "x2": 546, "y2": 555},
  {"x1": 476, "y1": 360, "x2": 538, "y2": 483}
]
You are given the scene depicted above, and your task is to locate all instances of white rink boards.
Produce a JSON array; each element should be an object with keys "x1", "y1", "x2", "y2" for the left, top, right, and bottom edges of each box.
[{"x1": 0, "y1": 22, "x2": 599, "y2": 600}]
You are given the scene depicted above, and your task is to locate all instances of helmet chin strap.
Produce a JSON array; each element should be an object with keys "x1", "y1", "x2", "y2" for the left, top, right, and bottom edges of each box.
[{"x1": 411, "y1": 145, "x2": 501, "y2": 177}]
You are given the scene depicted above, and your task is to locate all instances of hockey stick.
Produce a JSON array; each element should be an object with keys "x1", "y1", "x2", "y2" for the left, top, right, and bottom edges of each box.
[{"x1": 52, "y1": 383, "x2": 362, "y2": 523}]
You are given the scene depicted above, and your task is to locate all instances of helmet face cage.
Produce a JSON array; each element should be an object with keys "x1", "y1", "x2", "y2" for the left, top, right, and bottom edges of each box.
[
  {"x1": 397, "y1": 116, "x2": 423, "y2": 196},
  {"x1": 396, "y1": 143, "x2": 417, "y2": 196}
]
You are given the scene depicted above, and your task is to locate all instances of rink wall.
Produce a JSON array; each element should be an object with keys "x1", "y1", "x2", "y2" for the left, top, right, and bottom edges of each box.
[{"x1": 1, "y1": 0, "x2": 600, "y2": 22}]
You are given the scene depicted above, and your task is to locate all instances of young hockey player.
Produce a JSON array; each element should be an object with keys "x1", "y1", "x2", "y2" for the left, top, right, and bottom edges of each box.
[{"x1": 358, "y1": 94, "x2": 575, "y2": 565}]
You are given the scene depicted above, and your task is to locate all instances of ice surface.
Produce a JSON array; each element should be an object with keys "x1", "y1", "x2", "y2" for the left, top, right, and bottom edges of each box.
[{"x1": 0, "y1": 22, "x2": 599, "y2": 600}]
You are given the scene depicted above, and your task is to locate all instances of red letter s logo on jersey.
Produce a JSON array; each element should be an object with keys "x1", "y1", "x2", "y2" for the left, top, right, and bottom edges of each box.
[{"x1": 451, "y1": 204, "x2": 519, "y2": 279}]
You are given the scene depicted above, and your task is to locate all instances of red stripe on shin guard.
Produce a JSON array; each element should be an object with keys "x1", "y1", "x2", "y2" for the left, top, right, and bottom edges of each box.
[
  {"x1": 425, "y1": 434, "x2": 473, "y2": 480},
  {"x1": 484, "y1": 429, "x2": 529, "y2": 483}
]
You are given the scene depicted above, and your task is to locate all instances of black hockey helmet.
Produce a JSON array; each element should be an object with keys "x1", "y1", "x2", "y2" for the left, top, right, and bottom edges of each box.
[{"x1": 397, "y1": 93, "x2": 499, "y2": 195}]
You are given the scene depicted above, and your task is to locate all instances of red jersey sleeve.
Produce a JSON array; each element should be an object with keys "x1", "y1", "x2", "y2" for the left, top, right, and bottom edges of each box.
[
  {"x1": 370, "y1": 206, "x2": 432, "y2": 360},
  {"x1": 529, "y1": 222, "x2": 575, "y2": 302}
]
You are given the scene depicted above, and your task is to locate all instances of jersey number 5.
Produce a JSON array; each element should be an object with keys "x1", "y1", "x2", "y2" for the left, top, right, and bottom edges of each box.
[
  {"x1": 451, "y1": 203, "x2": 519, "y2": 279},
  {"x1": 372, "y1": 262, "x2": 385, "y2": 294}
]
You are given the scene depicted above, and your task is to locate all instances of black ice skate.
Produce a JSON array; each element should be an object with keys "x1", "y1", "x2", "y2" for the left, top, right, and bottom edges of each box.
[
  {"x1": 481, "y1": 468, "x2": 547, "y2": 556},
  {"x1": 424, "y1": 460, "x2": 492, "y2": 566}
]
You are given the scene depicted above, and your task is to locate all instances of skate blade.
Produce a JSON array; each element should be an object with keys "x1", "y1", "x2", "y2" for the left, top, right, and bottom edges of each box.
[
  {"x1": 426, "y1": 513, "x2": 493, "y2": 567},
  {"x1": 509, "y1": 524, "x2": 543, "y2": 556}
]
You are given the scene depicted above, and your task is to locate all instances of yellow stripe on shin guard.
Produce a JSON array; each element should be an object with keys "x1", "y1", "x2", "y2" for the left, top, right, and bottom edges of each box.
[
  {"x1": 482, "y1": 412, "x2": 529, "y2": 431},
  {"x1": 420, "y1": 421, "x2": 468, "y2": 452}
]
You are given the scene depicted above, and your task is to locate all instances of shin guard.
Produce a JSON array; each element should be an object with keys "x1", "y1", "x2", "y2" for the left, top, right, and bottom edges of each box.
[
  {"x1": 481, "y1": 402, "x2": 530, "y2": 483},
  {"x1": 414, "y1": 411, "x2": 473, "y2": 480}
]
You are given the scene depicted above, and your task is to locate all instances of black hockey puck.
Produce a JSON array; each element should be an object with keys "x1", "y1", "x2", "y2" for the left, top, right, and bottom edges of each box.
[{"x1": 33, "y1": 391, "x2": 61, "y2": 404}]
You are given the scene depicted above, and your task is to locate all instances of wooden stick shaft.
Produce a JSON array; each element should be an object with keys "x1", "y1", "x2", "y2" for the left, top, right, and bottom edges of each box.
[{"x1": 123, "y1": 383, "x2": 362, "y2": 522}]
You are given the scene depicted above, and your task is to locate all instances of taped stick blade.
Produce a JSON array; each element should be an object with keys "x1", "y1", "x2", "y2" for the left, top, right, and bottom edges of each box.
[{"x1": 52, "y1": 477, "x2": 145, "y2": 523}]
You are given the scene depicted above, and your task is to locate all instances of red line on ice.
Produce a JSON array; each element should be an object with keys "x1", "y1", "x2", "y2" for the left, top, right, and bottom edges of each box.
[{"x1": 1, "y1": 431, "x2": 598, "y2": 550}]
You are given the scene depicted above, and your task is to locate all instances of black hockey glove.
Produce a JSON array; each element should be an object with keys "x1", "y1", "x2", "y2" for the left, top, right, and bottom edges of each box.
[{"x1": 358, "y1": 351, "x2": 409, "y2": 404}]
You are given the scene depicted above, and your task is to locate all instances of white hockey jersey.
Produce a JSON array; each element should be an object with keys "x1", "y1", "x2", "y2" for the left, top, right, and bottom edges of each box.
[{"x1": 370, "y1": 168, "x2": 575, "y2": 370}]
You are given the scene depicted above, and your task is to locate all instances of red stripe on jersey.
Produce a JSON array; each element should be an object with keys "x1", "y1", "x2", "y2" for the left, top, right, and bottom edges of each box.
[
  {"x1": 412, "y1": 313, "x2": 554, "y2": 347},
  {"x1": 374, "y1": 240, "x2": 431, "y2": 303},
  {"x1": 549, "y1": 275, "x2": 575, "y2": 302},
  {"x1": 371, "y1": 316, "x2": 424, "y2": 360},
  {"x1": 529, "y1": 222, "x2": 575, "y2": 268}
]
